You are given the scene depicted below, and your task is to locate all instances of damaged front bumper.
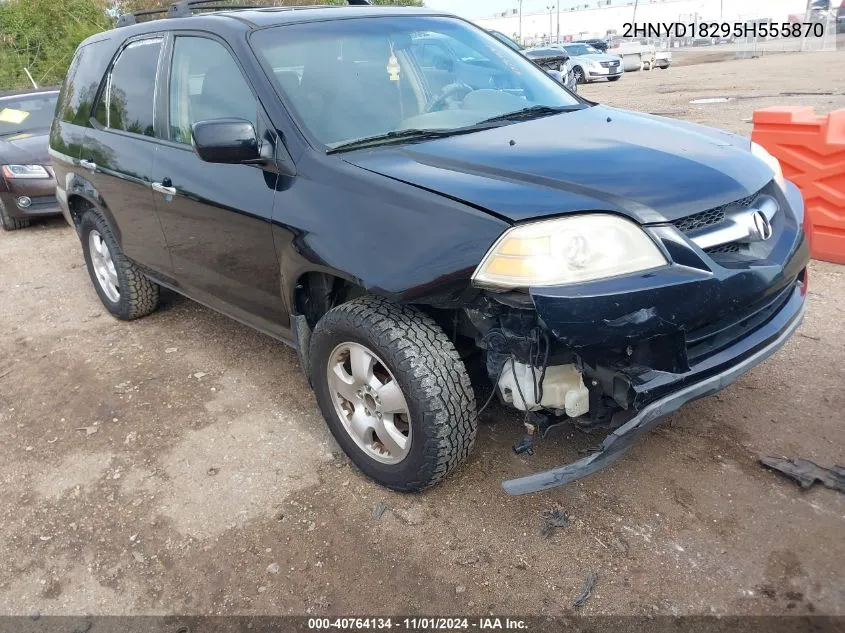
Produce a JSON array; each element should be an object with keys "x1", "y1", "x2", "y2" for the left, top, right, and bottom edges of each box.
[{"x1": 502, "y1": 281, "x2": 807, "y2": 495}]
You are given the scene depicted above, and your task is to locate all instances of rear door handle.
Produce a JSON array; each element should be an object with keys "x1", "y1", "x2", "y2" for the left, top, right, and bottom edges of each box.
[
  {"x1": 79, "y1": 159, "x2": 96, "y2": 172},
  {"x1": 152, "y1": 182, "x2": 176, "y2": 196}
]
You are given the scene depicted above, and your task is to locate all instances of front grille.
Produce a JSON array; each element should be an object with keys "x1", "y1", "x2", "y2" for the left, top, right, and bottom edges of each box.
[
  {"x1": 704, "y1": 243, "x2": 741, "y2": 255},
  {"x1": 672, "y1": 191, "x2": 760, "y2": 235},
  {"x1": 600, "y1": 61, "x2": 619, "y2": 68},
  {"x1": 674, "y1": 207, "x2": 725, "y2": 233},
  {"x1": 685, "y1": 281, "x2": 795, "y2": 364}
]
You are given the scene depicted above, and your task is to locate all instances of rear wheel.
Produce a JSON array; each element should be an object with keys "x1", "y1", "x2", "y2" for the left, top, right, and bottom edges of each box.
[
  {"x1": 0, "y1": 200, "x2": 29, "y2": 231},
  {"x1": 572, "y1": 66, "x2": 585, "y2": 84},
  {"x1": 310, "y1": 296, "x2": 477, "y2": 492},
  {"x1": 80, "y1": 211, "x2": 160, "y2": 320}
]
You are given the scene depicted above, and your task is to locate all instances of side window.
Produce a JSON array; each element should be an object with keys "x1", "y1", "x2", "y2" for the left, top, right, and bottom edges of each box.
[
  {"x1": 58, "y1": 39, "x2": 113, "y2": 126},
  {"x1": 95, "y1": 38, "x2": 162, "y2": 137},
  {"x1": 169, "y1": 37, "x2": 258, "y2": 145}
]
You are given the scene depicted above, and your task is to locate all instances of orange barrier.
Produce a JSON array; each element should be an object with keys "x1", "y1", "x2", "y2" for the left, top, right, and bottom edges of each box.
[{"x1": 752, "y1": 106, "x2": 845, "y2": 265}]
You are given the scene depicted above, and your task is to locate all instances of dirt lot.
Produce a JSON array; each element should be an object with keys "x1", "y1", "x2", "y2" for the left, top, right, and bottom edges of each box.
[{"x1": 1, "y1": 51, "x2": 844, "y2": 617}]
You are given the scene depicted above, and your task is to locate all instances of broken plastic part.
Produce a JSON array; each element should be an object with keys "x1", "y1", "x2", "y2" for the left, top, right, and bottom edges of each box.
[
  {"x1": 502, "y1": 303, "x2": 805, "y2": 495},
  {"x1": 760, "y1": 456, "x2": 845, "y2": 493},
  {"x1": 512, "y1": 433, "x2": 534, "y2": 456}
]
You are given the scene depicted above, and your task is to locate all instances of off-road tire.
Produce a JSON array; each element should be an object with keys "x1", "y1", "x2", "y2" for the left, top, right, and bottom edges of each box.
[
  {"x1": 310, "y1": 296, "x2": 477, "y2": 492},
  {"x1": 0, "y1": 200, "x2": 29, "y2": 230},
  {"x1": 80, "y1": 211, "x2": 160, "y2": 320}
]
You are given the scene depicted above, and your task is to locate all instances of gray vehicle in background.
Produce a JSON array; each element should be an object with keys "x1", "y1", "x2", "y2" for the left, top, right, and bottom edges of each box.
[
  {"x1": 0, "y1": 89, "x2": 61, "y2": 230},
  {"x1": 561, "y1": 42, "x2": 624, "y2": 84},
  {"x1": 524, "y1": 48, "x2": 578, "y2": 92},
  {"x1": 488, "y1": 31, "x2": 577, "y2": 92}
]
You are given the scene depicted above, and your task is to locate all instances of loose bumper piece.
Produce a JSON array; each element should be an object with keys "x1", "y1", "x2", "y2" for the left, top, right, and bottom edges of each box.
[{"x1": 503, "y1": 294, "x2": 806, "y2": 495}]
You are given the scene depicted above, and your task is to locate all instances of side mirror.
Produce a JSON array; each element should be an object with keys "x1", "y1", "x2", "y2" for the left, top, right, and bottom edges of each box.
[{"x1": 191, "y1": 118, "x2": 260, "y2": 164}]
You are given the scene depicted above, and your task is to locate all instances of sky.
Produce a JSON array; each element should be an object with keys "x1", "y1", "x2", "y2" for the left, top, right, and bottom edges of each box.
[{"x1": 424, "y1": 0, "x2": 584, "y2": 21}]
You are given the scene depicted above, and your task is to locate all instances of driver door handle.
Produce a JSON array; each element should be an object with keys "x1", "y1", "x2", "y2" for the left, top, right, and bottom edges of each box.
[
  {"x1": 79, "y1": 159, "x2": 96, "y2": 172},
  {"x1": 152, "y1": 181, "x2": 176, "y2": 196}
]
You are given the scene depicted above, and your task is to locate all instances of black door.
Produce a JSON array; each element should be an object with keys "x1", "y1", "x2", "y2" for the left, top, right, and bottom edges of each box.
[
  {"x1": 82, "y1": 36, "x2": 172, "y2": 275},
  {"x1": 152, "y1": 35, "x2": 286, "y2": 335}
]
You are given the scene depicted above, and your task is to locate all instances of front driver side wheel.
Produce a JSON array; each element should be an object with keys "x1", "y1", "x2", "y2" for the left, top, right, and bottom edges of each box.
[
  {"x1": 309, "y1": 296, "x2": 477, "y2": 492},
  {"x1": 80, "y1": 211, "x2": 160, "y2": 320},
  {"x1": 0, "y1": 200, "x2": 29, "y2": 231}
]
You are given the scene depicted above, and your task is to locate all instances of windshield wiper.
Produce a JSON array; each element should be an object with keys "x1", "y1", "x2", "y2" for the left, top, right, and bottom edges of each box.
[
  {"x1": 327, "y1": 124, "x2": 504, "y2": 153},
  {"x1": 477, "y1": 104, "x2": 587, "y2": 125},
  {"x1": 327, "y1": 106, "x2": 585, "y2": 153},
  {"x1": 0, "y1": 129, "x2": 27, "y2": 137}
]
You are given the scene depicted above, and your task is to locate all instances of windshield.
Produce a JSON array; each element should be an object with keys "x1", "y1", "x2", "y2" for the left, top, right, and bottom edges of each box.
[
  {"x1": 250, "y1": 16, "x2": 580, "y2": 149},
  {"x1": 563, "y1": 44, "x2": 599, "y2": 56},
  {"x1": 489, "y1": 30, "x2": 523, "y2": 51},
  {"x1": 0, "y1": 92, "x2": 58, "y2": 136}
]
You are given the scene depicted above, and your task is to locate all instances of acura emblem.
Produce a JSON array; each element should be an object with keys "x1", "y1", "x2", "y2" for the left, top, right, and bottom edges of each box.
[{"x1": 749, "y1": 210, "x2": 773, "y2": 242}]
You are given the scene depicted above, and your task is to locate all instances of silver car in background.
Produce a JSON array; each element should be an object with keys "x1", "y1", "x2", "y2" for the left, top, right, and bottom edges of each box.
[
  {"x1": 561, "y1": 42, "x2": 624, "y2": 84},
  {"x1": 488, "y1": 31, "x2": 577, "y2": 92}
]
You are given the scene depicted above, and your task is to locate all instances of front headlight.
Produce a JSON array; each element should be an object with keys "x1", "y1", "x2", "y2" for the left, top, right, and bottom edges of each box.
[
  {"x1": 472, "y1": 214, "x2": 668, "y2": 290},
  {"x1": 1, "y1": 164, "x2": 50, "y2": 179},
  {"x1": 750, "y1": 142, "x2": 785, "y2": 190}
]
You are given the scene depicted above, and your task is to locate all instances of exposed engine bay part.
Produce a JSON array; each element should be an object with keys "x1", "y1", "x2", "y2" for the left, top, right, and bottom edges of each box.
[
  {"x1": 502, "y1": 305, "x2": 805, "y2": 494},
  {"x1": 498, "y1": 360, "x2": 589, "y2": 416}
]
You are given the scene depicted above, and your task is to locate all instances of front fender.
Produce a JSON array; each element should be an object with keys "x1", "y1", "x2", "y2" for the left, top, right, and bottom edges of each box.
[{"x1": 273, "y1": 152, "x2": 509, "y2": 312}]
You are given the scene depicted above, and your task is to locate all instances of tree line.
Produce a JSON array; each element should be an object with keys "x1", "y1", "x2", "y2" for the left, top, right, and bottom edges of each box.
[{"x1": 0, "y1": 0, "x2": 424, "y2": 91}]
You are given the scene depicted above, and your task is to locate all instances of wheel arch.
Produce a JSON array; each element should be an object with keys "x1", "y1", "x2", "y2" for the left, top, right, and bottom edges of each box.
[
  {"x1": 66, "y1": 188, "x2": 121, "y2": 246},
  {"x1": 292, "y1": 270, "x2": 369, "y2": 330}
]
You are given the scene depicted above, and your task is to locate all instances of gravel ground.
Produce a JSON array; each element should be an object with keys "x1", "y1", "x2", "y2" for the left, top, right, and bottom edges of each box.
[{"x1": 1, "y1": 50, "x2": 844, "y2": 617}]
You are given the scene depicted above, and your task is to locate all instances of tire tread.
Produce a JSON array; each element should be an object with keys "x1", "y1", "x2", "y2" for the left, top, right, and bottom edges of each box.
[
  {"x1": 81, "y1": 211, "x2": 159, "y2": 320},
  {"x1": 311, "y1": 296, "x2": 477, "y2": 492}
]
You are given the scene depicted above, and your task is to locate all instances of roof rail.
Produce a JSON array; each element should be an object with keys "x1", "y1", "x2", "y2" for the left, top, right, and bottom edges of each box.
[{"x1": 116, "y1": 0, "x2": 372, "y2": 28}]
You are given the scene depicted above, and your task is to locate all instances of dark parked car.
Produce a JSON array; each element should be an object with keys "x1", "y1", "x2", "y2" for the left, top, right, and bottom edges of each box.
[
  {"x1": 51, "y1": 1, "x2": 809, "y2": 495},
  {"x1": 0, "y1": 88, "x2": 60, "y2": 230}
]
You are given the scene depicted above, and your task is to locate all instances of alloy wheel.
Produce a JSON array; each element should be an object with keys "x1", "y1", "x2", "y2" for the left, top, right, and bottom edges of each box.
[
  {"x1": 326, "y1": 342, "x2": 412, "y2": 465},
  {"x1": 88, "y1": 229, "x2": 120, "y2": 302}
]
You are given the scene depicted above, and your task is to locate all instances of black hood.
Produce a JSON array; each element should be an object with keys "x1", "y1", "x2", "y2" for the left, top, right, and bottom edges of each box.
[
  {"x1": 0, "y1": 130, "x2": 50, "y2": 166},
  {"x1": 342, "y1": 106, "x2": 773, "y2": 224}
]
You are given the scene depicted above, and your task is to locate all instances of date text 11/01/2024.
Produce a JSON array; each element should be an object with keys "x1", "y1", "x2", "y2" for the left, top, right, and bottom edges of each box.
[
  {"x1": 308, "y1": 618, "x2": 527, "y2": 630},
  {"x1": 622, "y1": 21, "x2": 826, "y2": 39}
]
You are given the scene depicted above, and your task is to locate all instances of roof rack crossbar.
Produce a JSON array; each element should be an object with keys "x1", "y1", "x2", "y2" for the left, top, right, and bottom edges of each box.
[{"x1": 117, "y1": 0, "x2": 372, "y2": 28}]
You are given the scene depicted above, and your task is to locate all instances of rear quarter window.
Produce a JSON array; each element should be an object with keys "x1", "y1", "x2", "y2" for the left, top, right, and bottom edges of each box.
[
  {"x1": 94, "y1": 38, "x2": 162, "y2": 137},
  {"x1": 57, "y1": 39, "x2": 114, "y2": 126}
]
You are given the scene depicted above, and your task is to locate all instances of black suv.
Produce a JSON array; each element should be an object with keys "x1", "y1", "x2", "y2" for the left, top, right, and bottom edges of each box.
[{"x1": 51, "y1": 1, "x2": 809, "y2": 495}]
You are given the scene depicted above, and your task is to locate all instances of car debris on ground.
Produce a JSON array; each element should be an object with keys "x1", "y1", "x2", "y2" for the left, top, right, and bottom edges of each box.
[
  {"x1": 760, "y1": 456, "x2": 845, "y2": 493},
  {"x1": 572, "y1": 571, "x2": 597, "y2": 608},
  {"x1": 540, "y1": 507, "x2": 570, "y2": 538},
  {"x1": 371, "y1": 501, "x2": 388, "y2": 520}
]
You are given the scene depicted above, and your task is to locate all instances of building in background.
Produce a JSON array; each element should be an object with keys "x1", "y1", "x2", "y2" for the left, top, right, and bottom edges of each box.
[{"x1": 475, "y1": 0, "x2": 811, "y2": 46}]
